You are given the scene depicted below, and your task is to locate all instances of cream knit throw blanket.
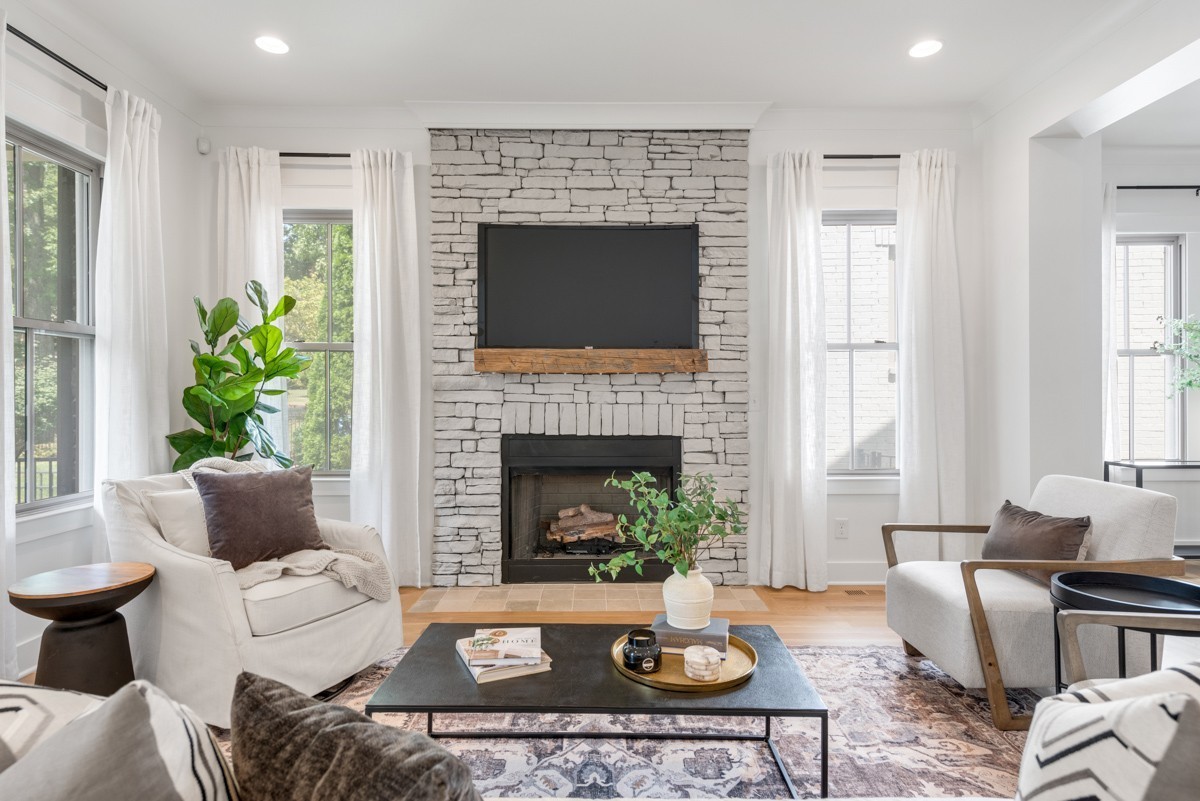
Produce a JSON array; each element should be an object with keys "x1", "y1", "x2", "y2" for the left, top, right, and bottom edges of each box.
[{"x1": 236, "y1": 549, "x2": 393, "y2": 603}]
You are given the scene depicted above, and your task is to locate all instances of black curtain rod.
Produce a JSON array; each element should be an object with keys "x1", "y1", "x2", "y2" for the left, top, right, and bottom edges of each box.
[
  {"x1": 824, "y1": 154, "x2": 901, "y2": 159},
  {"x1": 280, "y1": 152, "x2": 351, "y2": 158},
  {"x1": 7, "y1": 25, "x2": 107, "y2": 92},
  {"x1": 1117, "y1": 185, "x2": 1200, "y2": 196}
]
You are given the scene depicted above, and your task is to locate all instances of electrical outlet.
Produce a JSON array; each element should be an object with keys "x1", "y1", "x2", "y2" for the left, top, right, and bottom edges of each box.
[{"x1": 834, "y1": 518, "x2": 849, "y2": 539}]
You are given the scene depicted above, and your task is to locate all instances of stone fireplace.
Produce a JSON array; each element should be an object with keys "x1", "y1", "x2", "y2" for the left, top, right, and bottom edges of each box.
[
  {"x1": 430, "y1": 128, "x2": 749, "y2": 587},
  {"x1": 502, "y1": 434, "x2": 680, "y2": 583}
]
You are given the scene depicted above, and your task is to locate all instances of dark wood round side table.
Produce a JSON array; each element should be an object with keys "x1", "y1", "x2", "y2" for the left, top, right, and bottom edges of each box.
[{"x1": 8, "y1": 562, "x2": 155, "y2": 696}]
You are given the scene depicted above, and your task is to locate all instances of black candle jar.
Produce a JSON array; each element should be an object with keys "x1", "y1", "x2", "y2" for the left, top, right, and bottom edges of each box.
[{"x1": 622, "y1": 628, "x2": 662, "y2": 674}]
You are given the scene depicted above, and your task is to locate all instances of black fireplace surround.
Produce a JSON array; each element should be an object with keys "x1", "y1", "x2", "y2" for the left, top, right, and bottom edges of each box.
[{"x1": 501, "y1": 434, "x2": 682, "y2": 583}]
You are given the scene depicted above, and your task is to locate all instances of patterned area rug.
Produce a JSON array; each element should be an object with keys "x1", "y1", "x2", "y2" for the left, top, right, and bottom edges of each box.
[{"x1": 216, "y1": 646, "x2": 1035, "y2": 799}]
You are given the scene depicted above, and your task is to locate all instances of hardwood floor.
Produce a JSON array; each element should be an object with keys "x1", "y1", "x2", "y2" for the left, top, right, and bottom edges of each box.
[{"x1": 399, "y1": 584, "x2": 899, "y2": 648}]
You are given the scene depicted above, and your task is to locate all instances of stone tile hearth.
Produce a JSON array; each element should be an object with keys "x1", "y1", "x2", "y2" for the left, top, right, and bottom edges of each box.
[{"x1": 408, "y1": 583, "x2": 768, "y2": 614}]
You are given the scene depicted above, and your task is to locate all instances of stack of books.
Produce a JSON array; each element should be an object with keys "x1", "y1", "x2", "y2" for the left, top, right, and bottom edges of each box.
[
  {"x1": 649, "y1": 614, "x2": 730, "y2": 659},
  {"x1": 455, "y1": 626, "x2": 552, "y2": 684}
]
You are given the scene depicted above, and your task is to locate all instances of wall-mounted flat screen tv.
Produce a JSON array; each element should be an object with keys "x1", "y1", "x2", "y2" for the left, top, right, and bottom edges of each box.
[{"x1": 477, "y1": 223, "x2": 699, "y2": 349}]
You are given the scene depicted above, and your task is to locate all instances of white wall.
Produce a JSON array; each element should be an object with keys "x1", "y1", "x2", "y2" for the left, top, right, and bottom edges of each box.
[
  {"x1": 974, "y1": 0, "x2": 1200, "y2": 517},
  {"x1": 4, "y1": 1, "x2": 205, "y2": 676},
  {"x1": 748, "y1": 108, "x2": 983, "y2": 582}
]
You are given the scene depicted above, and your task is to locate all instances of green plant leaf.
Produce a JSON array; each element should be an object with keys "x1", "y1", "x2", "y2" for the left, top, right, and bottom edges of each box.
[
  {"x1": 182, "y1": 389, "x2": 214, "y2": 428},
  {"x1": 215, "y1": 368, "x2": 264, "y2": 399},
  {"x1": 272, "y1": 452, "x2": 295, "y2": 468},
  {"x1": 193, "y1": 296, "x2": 209, "y2": 327},
  {"x1": 165, "y1": 428, "x2": 212, "y2": 455},
  {"x1": 188, "y1": 385, "x2": 227, "y2": 407},
  {"x1": 266, "y1": 294, "x2": 296, "y2": 324},
  {"x1": 246, "y1": 280, "x2": 270, "y2": 315},
  {"x1": 189, "y1": 339, "x2": 201, "y2": 356},
  {"x1": 250, "y1": 325, "x2": 283, "y2": 361},
  {"x1": 255, "y1": 401, "x2": 279, "y2": 415},
  {"x1": 231, "y1": 342, "x2": 252, "y2": 372},
  {"x1": 207, "y1": 298, "x2": 240, "y2": 340},
  {"x1": 172, "y1": 436, "x2": 219, "y2": 470},
  {"x1": 194, "y1": 354, "x2": 237, "y2": 376},
  {"x1": 261, "y1": 388, "x2": 286, "y2": 396}
]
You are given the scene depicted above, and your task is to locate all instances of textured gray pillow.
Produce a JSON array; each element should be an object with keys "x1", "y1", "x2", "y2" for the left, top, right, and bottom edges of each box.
[
  {"x1": 194, "y1": 466, "x2": 326, "y2": 570},
  {"x1": 0, "y1": 681, "x2": 236, "y2": 800},
  {"x1": 232, "y1": 672, "x2": 481, "y2": 801}
]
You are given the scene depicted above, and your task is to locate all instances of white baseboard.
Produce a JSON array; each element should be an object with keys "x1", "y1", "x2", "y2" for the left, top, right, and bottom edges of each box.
[{"x1": 827, "y1": 561, "x2": 888, "y2": 585}]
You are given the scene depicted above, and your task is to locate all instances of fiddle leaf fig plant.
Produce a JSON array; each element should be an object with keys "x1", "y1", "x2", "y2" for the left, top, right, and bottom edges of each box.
[
  {"x1": 587, "y1": 471, "x2": 746, "y2": 581},
  {"x1": 166, "y1": 280, "x2": 311, "y2": 470}
]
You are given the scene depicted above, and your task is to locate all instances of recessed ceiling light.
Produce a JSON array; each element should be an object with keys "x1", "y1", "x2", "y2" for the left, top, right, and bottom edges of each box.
[
  {"x1": 255, "y1": 35, "x2": 289, "y2": 55},
  {"x1": 908, "y1": 40, "x2": 943, "y2": 58}
]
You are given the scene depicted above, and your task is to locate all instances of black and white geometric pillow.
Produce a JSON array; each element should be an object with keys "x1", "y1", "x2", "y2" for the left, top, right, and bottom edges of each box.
[
  {"x1": 0, "y1": 679, "x2": 102, "y2": 763},
  {"x1": 1017, "y1": 690, "x2": 1200, "y2": 801},
  {"x1": 0, "y1": 680, "x2": 238, "y2": 800}
]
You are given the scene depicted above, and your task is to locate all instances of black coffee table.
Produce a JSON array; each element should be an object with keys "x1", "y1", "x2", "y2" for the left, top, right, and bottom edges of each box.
[{"x1": 366, "y1": 623, "x2": 828, "y2": 798}]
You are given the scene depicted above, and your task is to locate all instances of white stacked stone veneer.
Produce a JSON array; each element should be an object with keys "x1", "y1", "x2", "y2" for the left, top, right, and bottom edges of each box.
[{"x1": 430, "y1": 129, "x2": 750, "y2": 586}]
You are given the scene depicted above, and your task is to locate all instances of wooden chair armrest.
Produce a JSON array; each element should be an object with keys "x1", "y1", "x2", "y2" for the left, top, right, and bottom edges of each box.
[
  {"x1": 881, "y1": 524, "x2": 991, "y2": 568},
  {"x1": 1058, "y1": 609, "x2": 1200, "y2": 685},
  {"x1": 956, "y1": 557, "x2": 1183, "y2": 730}
]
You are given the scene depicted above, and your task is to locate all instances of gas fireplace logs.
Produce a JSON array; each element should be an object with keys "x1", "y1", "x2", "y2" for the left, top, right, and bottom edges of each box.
[{"x1": 546, "y1": 504, "x2": 621, "y2": 543}]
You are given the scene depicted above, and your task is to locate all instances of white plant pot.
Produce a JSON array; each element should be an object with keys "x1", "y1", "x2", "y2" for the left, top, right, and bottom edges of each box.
[{"x1": 662, "y1": 566, "x2": 714, "y2": 630}]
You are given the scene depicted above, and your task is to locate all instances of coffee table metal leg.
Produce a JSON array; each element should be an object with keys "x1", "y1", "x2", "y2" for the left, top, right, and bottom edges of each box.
[
  {"x1": 428, "y1": 712, "x2": 435, "y2": 736},
  {"x1": 1150, "y1": 632, "x2": 1158, "y2": 672}
]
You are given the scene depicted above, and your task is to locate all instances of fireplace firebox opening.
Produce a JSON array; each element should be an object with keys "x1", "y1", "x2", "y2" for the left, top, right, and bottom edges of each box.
[{"x1": 501, "y1": 434, "x2": 681, "y2": 583}]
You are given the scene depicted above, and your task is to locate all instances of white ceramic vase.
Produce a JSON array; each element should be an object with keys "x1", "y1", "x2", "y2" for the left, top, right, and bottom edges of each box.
[{"x1": 662, "y1": 566, "x2": 714, "y2": 630}]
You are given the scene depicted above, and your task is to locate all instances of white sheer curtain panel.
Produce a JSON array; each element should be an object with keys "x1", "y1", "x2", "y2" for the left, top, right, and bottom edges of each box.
[
  {"x1": 896, "y1": 150, "x2": 968, "y2": 552},
  {"x1": 749, "y1": 151, "x2": 828, "y2": 590},
  {"x1": 1100, "y1": 184, "x2": 1121, "y2": 461},
  {"x1": 0, "y1": 15, "x2": 19, "y2": 679},
  {"x1": 350, "y1": 150, "x2": 428, "y2": 586},
  {"x1": 94, "y1": 90, "x2": 171, "y2": 557},
  {"x1": 216, "y1": 146, "x2": 284, "y2": 449}
]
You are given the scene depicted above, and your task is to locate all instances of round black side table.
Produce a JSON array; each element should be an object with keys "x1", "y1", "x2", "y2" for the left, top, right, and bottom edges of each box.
[
  {"x1": 1050, "y1": 570, "x2": 1200, "y2": 692},
  {"x1": 8, "y1": 562, "x2": 155, "y2": 696}
]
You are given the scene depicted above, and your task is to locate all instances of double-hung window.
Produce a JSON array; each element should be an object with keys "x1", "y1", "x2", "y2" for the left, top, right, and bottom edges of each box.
[
  {"x1": 8, "y1": 128, "x2": 98, "y2": 509},
  {"x1": 281, "y1": 212, "x2": 354, "y2": 472},
  {"x1": 822, "y1": 211, "x2": 898, "y2": 473},
  {"x1": 1112, "y1": 236, "x2": 1184, "y2": 460}
]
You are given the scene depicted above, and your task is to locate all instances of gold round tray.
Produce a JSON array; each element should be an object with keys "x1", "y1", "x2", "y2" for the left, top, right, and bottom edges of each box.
[{"x1": 610, "y1": 633, "x2": 758, "y2": 692}]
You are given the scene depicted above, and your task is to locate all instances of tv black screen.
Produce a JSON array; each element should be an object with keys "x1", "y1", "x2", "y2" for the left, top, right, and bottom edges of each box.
[{"x1": 477, "y1": 224, "x2": 699, "y2": 349}]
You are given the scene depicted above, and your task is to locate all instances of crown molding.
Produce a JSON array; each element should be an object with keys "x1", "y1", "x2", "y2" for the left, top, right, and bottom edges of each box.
[{"x1": 406, "y1": 101, "x2": 772, "y2": 131}]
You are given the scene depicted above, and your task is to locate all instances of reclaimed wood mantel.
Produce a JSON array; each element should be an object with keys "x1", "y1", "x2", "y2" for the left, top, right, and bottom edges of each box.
[{"x1": 473, "y1": 348, "x2": 708, "y2": 374}]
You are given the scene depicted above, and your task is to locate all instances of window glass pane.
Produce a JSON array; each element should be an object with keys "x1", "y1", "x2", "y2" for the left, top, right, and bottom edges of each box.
[
  {"x1": 21, "y1": 148, "x2": 83, "y2": 323},
  {"x1": 826, "y1": 350, "x2": 850, "y2": 470},
  {"x1": 329, "y1": 351, "x2": 353, "y2": 470},
  {"x1": 331, "y1": 224, "x2": 354, "y2": 343},
  {"x1": 1125, "y1": 244, "x2": 1169, "y2": 351},
  {"x1": 1130, "y1": 354, "x2": 1169, "y2": 460},
  {"x1": 852, "y1": 350, "x2": 897, "y2": 469},
  {"x1": 821, "y1": 224, "x2": 847, "y2": 342},
  {"x1": 849, "y1": 224, "x2": 896, "y2": 343},
  {"x1": 287, "y1": 350, "x2": 327, "y2": 470},
  {"x1": 14, "y1": 330, "x2": 25, "y2": 504},
  {"x1": 32, "y1": 333, "x2": 83, "y2": 500},
  {"x1": 283, "y1": 222, "x2": 329, "y2": 343}
]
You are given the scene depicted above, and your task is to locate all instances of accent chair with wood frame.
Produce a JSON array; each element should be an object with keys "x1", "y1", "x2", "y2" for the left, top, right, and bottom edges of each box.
[{"x1": 883, "y1": 475, "x2": 1183, "y2": 730}]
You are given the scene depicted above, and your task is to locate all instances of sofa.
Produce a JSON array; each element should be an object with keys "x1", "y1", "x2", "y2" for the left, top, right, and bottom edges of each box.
[{"x1": 100, "y1": 471, "x2": 404, "y2": 727}]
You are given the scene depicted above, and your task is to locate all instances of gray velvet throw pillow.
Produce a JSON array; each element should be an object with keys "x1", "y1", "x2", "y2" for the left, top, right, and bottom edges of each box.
[
  {"x1": 194, "y1": 466, "x2": 326, "y2": 570},
  {"x1": 232, "y1": 672, "x2": 482, "y2": 801},
  {"x1": 982, "y1": 500, "x2": 1091, "y2": 582}
]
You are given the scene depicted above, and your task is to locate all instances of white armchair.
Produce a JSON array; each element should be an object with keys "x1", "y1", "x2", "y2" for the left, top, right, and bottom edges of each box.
[
  {"x1": 884, "y1": 474, "x2": 1182, "y2": 730},
  {"x1": 100, "y1": 472, "x2": 404, "y2": 727}
]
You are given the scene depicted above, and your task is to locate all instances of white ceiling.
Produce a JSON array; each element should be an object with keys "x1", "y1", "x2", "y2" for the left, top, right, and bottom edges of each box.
[
  {"x1": 1102, "y1": 79, "x2": 1200, "y2": 147},
  {"x1": 47, "y1": 0, "x2": 1131, "y2": 112}
]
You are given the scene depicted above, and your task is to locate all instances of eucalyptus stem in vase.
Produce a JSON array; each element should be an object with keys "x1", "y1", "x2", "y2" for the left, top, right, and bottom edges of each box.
[{"x1": 589, "y1": 471, "x2": 746, "y2": 629}]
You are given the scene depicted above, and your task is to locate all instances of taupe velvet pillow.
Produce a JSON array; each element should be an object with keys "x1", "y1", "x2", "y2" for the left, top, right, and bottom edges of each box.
[
  {"x1": 232, "y1": 672, "x2": 482, "y2": 801},
  {"x1": 982, "y1": 500, "x2": 1091, "y2": 583},
  {"x1": 193, "y1": 466, "x2": 326, "y2": 570}
]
